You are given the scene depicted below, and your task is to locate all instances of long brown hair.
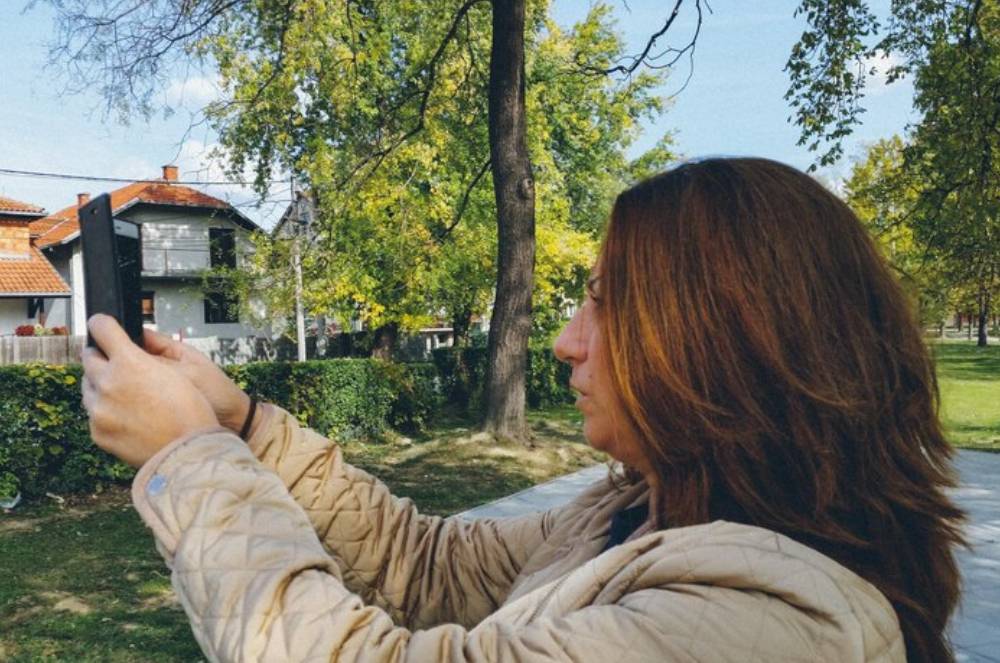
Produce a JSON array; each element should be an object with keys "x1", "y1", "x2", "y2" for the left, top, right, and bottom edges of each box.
[{"x1": 600, "y1": 158, "x2": 965, "y2": 662}]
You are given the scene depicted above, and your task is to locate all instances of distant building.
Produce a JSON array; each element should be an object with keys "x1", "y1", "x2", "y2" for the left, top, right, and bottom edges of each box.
[
  {"x1": 0, "y1": 195, "x2": 70, "y2": 333},
  {"x1": 29, "y1": 165, "x2": 266, "y2": 351}
]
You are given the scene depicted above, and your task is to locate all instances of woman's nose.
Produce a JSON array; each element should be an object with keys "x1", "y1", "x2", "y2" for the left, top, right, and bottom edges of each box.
[{"x1": 553, "y1": 306, "x2": 587, "y2": 365}]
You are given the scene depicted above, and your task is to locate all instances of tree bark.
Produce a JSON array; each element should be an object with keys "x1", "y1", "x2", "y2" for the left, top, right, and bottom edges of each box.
[
  {"x1": 371, "y1": 322, "x2": 399, "y2": 360},
  {"x1": 483, "y1": 0, "x2": 535, "y2": 442},
  {"x1": 451, "y1": 306, "x2": 473, "y2": 348},
  {"x1": 978, "y1": 289, "x2": 991, "y2": 347}
]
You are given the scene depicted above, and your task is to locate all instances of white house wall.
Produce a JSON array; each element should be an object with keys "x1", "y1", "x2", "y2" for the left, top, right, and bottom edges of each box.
[
  {"x1": 122, "y1": 208, "x2": 256, "y2": 276},
  {"x1": 34, "y1": 243, "x2": 89, "y2": 335},
  {"x1": 141, "y1": 281, "x2": 247, "y2": 339},
  {"x1": 0, "y1": 299, "x2": 29, "y2": 332},
  {"x1": 70, "y1": 243, "x2": 86, "y2": 334}
]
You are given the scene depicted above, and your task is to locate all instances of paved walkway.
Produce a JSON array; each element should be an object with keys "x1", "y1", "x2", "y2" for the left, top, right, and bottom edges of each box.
[{"x1": 462, "y1": 451, "x2": 1000, "y2": 661}]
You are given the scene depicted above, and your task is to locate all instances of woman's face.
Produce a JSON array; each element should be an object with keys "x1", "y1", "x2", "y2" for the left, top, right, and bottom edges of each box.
[{"x1": 553, "y1": 275, "x2": 647, "y2": 471}]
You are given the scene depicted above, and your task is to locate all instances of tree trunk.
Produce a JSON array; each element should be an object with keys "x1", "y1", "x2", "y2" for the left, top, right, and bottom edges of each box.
[
  {"x1": 978, "y1": 290, "x2": 991, "y2": 347},
  {"x1": 483, "y1": 0, "x2": 535, "y2": 442},
  {"x1": 451, "y1": 306, "x2": 473, "y2": 348},
  {"x1": 371, "y1": 322, "x2": 399, "y2": 360}
]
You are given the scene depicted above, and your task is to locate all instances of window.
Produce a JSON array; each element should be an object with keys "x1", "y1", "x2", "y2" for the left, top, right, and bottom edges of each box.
[
  {"x1": 141, "y1": 291, "x2": 155, "y2": 323},
  {"x1": 204, "y1": 291, "x2": 239, "y2": 324},
  {"x1": 209, "y1": 228, "x2": 237, "y2": 269},
  {"x1": 27, "y1": 297, "x2": 45, "y2": 318}
]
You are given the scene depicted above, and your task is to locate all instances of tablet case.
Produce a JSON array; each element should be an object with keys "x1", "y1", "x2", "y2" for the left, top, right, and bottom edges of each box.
[{"x1": 79, "y1": 193, "x2": 145, "y2": 348}]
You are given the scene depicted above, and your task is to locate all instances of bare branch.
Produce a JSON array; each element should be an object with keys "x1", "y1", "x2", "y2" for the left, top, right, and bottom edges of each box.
[{"x1": 576, "y1": 0, "x2": 708, "y2": 79}]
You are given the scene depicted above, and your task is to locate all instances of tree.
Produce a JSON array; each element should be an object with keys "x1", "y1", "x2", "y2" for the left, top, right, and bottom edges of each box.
[
  {"x1": 43, "y1": 0, "x2": 702, "y2": 439},
  {"x1": 845, "y1": 136, "x2": 954, "y2": 331},
  {"x1": 788, "y1": 0, "x2": 1000, "y2": 345},
  {"x1": 219, "y1": 4, "x2": 669, "y2": 362}
]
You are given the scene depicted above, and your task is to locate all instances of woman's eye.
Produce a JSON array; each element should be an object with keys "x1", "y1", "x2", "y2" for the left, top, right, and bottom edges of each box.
[{"x1": 586, "y1": 276, "x2": 602, "y2": 301}]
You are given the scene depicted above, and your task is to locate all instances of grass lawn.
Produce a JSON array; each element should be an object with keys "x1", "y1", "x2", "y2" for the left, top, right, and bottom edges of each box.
[
  {"x1": 932, "y1": 341, "x2": 1000, "y2": 452},
  {"x1": 0, "y1": 406, "x2": 603, "y2": 662}
]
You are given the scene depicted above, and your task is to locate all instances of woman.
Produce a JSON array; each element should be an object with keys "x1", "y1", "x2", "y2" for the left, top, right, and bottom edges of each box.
[{"x1": 82, "y1": 158, "x2": 965, "y2": 662}]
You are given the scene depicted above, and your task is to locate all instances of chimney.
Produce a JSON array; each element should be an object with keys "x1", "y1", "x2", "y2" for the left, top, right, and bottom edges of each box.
[
  {"x1": 162, "y1": 165, "x2": 179, "y2": 182},
  {"x1": 77, "y1": 193, "x2": 90, "y2": 207}
]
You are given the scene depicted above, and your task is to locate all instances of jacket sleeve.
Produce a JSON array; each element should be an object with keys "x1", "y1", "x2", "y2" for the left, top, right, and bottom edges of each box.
[
  {"x1": 155, "y1": 407, "x2": 563, "y2": 629},
  {"x1": 129, "y1": 430, "x2": 666, "y2": 663}
]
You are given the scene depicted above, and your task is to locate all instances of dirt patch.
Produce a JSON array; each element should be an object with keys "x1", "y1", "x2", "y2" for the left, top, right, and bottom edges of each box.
[
  {"x1": 53, "y1": 596, "x2": 93, "y2": 615},
  {"x1": 139, "y1": 591, "x2": 180, "y2": 611},
  {"x1": 7, "y1": 591, "x2": 94, "y2": 622},
  {"x1": 0, "y1": 487, "x2": 133, "y2": 535}
]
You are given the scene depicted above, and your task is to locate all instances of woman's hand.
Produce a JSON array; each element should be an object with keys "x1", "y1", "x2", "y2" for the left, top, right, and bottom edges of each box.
[
  {"x1": 81, "y1": 315, "x2": 220, "y2": 468},
  {"x1": 140, "y1": 326, "x2": 252, "y2": 434}
]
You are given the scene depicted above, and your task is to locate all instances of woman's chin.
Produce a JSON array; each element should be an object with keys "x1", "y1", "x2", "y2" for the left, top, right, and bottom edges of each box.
[{"x1": 582, "y1": 421, "x2": 612, "y2": 454}]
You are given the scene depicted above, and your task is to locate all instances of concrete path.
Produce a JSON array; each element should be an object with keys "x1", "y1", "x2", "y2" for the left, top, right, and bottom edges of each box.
[{"x1": 462, "y1": 451, "x2": 1000, "y2": 660}]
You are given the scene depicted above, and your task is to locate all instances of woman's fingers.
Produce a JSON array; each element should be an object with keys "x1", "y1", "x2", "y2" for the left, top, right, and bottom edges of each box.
[
  {"x1": 80, "y1": 346, "x2": 109, "y2": 385},
  {"x1": 81, "y1": 374, "x2": 96, "y2": 411},
  {"x1": 87, "y1": 314, "x2": 136, "y2": 360},
  {"x1": 142, "y1": 327, "x2": 183, "y2": 360}
]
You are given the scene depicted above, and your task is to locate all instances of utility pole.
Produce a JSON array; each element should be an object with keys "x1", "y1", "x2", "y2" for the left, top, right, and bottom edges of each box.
[{"x1": 291, "y1": 178, "x2": 307, "y2": 362}]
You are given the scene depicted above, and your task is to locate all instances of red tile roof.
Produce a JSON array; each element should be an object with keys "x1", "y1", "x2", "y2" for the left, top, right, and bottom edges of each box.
[
  {"x1": 0, "y1": 195, "x2": 45, "y2": 219},
  {"x1": 30, "y1": 178, "x2": 251, "y2": 248},
  {"x1": 0, "y1": 244, "x2": 71, "y2": 296}
]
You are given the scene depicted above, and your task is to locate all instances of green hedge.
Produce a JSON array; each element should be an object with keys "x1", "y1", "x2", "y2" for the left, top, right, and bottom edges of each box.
[
  {"x1": 224, "y1": 359, "x2": 440, "y2": 440},
  {"x1": 432, "y1": 347, "x2": 573, "y2": 412},
  {"x1": 0, "y1": 364, "x2": 134, "y2": 501},
  {"x1": 0, "y1": 359, "x2": 440, "y2": 502},
  {"x1": 0, "y1": 350, "x2": 567, "y2": 502}
]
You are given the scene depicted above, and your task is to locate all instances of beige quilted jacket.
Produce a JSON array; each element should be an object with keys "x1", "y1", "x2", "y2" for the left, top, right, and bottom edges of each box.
[{"x1": 131, "y1": 403, "x2": 905, "y2": 662}]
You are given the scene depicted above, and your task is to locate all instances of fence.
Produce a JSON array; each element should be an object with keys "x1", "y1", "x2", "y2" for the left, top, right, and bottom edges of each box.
[
  {"x1": 0, "y1": 331, "x2": 453, "y2": 366},
  {"x1": 0, "y1": 336, "x2": 86, "y2": 365}
]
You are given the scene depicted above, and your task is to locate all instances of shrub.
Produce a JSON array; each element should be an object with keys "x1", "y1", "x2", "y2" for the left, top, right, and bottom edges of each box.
[
  {"x1": 383, "y1": 362, "x2": 442, "y2": 435},
  {"x1": 0, "y1": 364, "x2": 133, "y2": 501},
  {"x1": 226, "y1": 359, "x2": 440, "y2": 441},
  {"x1": 431, "y1": 347, "x2": 573, "y2": 413},
  {"x1": 526, "y1": 348, "x2": 575, "y2": 408},
  {"x1": 1, "y1": 358, "x2": 441, "y2": 503}
]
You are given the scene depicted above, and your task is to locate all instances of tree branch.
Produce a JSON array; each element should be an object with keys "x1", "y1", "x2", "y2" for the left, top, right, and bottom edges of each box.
[
  {"x1": 436, "y1": 157, "x2": 492, "y2": 242},
  {"x1": 575, "y1": 0, "x2": 707, "y2": 78}
]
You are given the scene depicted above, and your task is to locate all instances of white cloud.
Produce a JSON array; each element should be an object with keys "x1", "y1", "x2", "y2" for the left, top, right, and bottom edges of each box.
[
  {"x1": 163, "y1": 76, "x2": 221, "y2": 109},
  {"x1": 174, "y1": 138, "x2": 228, "y2": 182},
  {"x1": 861, "y1": 52, "x2": 907, "y2": 95},
  {"x1": 169, "y1": 138, "x2": 291, "y2": 229}
]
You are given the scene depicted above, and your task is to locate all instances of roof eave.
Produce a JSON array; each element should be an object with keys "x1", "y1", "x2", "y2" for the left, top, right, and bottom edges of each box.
[{"x1": 0, "y1": 210, "x2": 46, "y2": 219}]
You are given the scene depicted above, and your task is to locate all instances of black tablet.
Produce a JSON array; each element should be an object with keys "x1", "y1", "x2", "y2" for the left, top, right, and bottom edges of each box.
[{"x1": 78, "y1": 193, "x2": 144, "y2": 348}]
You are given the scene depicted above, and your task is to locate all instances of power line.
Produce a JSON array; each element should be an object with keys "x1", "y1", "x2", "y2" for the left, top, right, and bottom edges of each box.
[{"x1": 0, "y1": 166, "x2": 285, "y2": 187}]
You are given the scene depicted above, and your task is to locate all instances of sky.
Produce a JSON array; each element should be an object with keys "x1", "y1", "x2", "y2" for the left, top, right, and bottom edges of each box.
[{"x1": 0, "y1": 1, "x2": 916, "y2": 231}]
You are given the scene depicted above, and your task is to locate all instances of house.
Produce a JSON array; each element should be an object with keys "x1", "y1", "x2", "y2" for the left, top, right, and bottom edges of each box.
[
  {"x1": 30, "y1": 166, "x2": 266, "y2": 352},
  {"x1": 0, "y1": 195, "x2": 71, "y2": 333}
]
